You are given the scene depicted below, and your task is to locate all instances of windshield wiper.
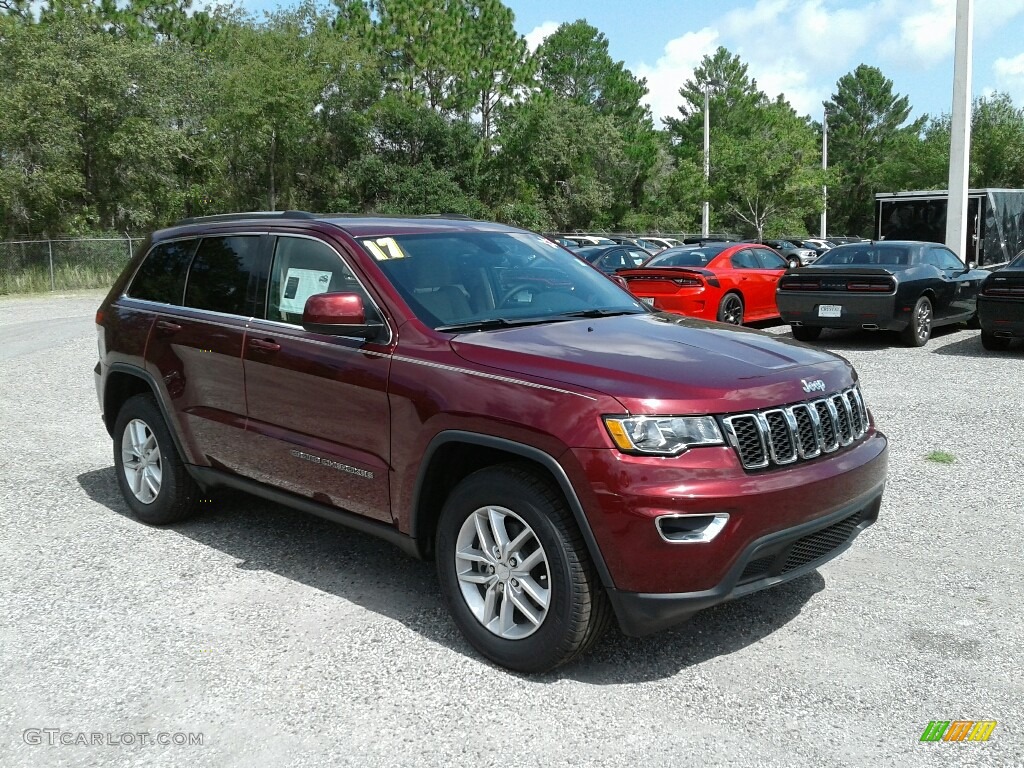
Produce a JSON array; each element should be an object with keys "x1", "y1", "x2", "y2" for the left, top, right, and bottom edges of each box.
[
  {"x1": 435, "y1": 316, "x2": 563, "y2": 332},
  {"x1": 556, "y1": 308, "x2": 646, "y2": 319}
]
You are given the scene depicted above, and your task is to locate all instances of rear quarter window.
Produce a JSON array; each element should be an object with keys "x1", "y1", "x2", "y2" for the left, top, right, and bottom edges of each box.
[{"x1": 127, "y1": 239, "x2": 197, "y2": 305}]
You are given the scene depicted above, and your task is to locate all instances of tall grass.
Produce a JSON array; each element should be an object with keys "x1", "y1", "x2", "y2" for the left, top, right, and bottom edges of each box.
[{"x1": 0, "y1": 238, "x2": 132, "y2": 295}]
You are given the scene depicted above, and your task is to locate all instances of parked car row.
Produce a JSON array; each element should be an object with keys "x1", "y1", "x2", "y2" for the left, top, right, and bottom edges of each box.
[{"x1": 566, "y1": 234, "x2": 1016, "y2": 351}]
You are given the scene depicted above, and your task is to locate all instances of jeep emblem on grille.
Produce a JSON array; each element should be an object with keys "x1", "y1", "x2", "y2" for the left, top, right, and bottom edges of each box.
[{"x1": 801, "y1": 378, "x2": 826, "y2": 393}]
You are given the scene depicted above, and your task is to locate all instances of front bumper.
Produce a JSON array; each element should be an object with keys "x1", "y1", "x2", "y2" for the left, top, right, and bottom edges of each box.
[
  {"x1": 607, "y1": 490, "x2": 881, "y2": 635},
  {"x1": 565, "y1": 428, "x2": 887, "y2": 634}
]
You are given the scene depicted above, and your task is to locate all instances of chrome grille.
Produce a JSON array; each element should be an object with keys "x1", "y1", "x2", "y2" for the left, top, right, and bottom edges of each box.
[{"x1": 722, "y1": 387, "x2": 869, "y2": 471}]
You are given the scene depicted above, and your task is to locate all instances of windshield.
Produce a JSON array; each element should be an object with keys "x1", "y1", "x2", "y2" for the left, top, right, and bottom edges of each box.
[{"x1": 359, "y1": 231, "x2": 646, "y2": 330}]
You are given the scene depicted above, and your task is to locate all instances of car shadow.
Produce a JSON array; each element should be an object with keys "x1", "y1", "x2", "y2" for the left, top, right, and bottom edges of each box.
[
  {"x1": 78, "y1": 467, "x2": 824, "y2": 683},
  {"x1": 931, "y1": 334, "x2": 1024, "y2": 358},
  {"x1": 775, "y1": 323, "x2": 965, "y2": 351}
]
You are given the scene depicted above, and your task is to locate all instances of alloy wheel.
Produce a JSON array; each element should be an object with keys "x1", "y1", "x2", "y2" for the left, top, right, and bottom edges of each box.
[
  {"x1": 454, "y1": 506, "x2": 551, "y2": 640},
  {"x1": 121, "y1": 418, "x2": 162, "y2": 504},
  {"x1": 916, "y1": 301, "x2": 932, "y2": 344}
]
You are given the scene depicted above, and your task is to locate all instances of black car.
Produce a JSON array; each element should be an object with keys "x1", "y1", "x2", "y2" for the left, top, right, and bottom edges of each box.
[
  {"x1": 777, "y1": 240, "x2": 990, "y2": 347},
  {"x1": 977, "y1": 250, "x2": 1024, "y2": 350},
  {"x1": 575, "y1": 244, "x2": 653, "y2": 275}
]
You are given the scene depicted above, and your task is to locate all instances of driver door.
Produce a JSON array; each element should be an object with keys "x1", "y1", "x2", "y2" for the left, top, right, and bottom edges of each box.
[{"x1": 240, "y1": 234, "x2": 394, "y2": 522}]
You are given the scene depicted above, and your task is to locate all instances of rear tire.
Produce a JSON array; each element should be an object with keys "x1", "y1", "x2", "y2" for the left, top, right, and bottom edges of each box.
[
  {"x1": 435, "y1": 464, "x2": 611, "y2": 673},
  {"x1": 717, "y1": 293, "x2": 744, "y2": 325},
  {"x1": 981, "y1": 330, "x2": 1010, "y2": 351},
  {"x1": 791, "y1": 325, "x2": 822, "y2": 342},
  {"x1": 113, "y1": 394, "x2": 199, "y2": 525},
  {"x1": 900, "y1": 296, "x2": 933, "y2": 347}
]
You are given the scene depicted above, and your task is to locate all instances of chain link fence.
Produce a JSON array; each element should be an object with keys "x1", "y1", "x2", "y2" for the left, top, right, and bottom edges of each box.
[{"x1": 0, "y1": 237, "x2": 140, "y2": 295}]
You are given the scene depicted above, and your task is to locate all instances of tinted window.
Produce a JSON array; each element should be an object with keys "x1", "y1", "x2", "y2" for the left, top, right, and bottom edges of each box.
[
  {"x1": 931, "y1": 247, "x2": 964, "y2": 270},
  {"x1": 755, "y1": 249, "x2": 788, "y2": 270},
  {"x1": 626, "y1": 249, "x2": 650, "y2": 266},
  {"x1": 128, "y1": 239, "x2": 196, "y2": 304},
  {"x1": 267, "y1": 237, "x2": 370, "y2": 324},
  {"x1": 649, "y1": 250, "x2": 712, "y2": 267},
  {"x1": 816, "y1": 245, "x2": 910, "y2": 266},
  {"x1": 183, "y1": 236, "x2": 260, "y2": 315},
  {"x1": 731, "y1": 250, "x2": 759, "y2": 269}
]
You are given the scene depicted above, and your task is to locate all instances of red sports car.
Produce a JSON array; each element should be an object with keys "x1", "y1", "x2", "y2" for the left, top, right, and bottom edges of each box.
[{"x1": 618, "y1": 242, "x2": 790, "y2": 324}]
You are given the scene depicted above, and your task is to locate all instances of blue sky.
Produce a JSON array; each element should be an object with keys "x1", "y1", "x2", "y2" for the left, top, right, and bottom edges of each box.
[{"x1": 244, "y1": 0, "x2": 1024, "y2": 127}]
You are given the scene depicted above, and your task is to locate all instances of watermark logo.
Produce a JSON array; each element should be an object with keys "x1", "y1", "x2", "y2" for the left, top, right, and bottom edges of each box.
[
  {"x1": 920, "y1": 721, "x2": 997, "y2": 742},
  {"x1": 23, "y1": 729, "x2": 204, "y2": 747}
]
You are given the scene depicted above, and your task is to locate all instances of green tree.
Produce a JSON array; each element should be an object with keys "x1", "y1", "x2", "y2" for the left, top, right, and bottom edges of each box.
[
  {"x1": 0, "y1": 12, "x2": 210, "y2": 235},
  {"x1": 463, "y1": 0, "x2": 533, "y2": 145},
  {"x1": 534, "y1": 20, "x2": 648, "y2": 122},
  {"x1": 713, "y1": 100, "x2": 824, "y2": 238},
  {"x1": 824, "y1": 64, "x2": 924, "y2": 235}
]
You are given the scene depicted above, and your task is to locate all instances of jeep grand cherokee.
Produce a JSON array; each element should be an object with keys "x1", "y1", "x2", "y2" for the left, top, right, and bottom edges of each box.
[{"x1": 95, "y1": 212, "x2": 888, "y2": 673}]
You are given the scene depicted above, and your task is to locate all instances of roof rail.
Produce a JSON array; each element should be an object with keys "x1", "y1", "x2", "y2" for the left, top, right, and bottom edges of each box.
[
  {"x1": 415, "y1": 213, "x2": 475, "y2": 220},
  {"x1": 173, "y1": 210, "x2": 318, "y2": 226}
]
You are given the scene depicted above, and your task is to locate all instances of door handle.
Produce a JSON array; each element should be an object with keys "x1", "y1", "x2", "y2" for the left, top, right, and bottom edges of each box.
[
  {"x1": 248, "y1": 338, "x2": 281, "y2": 352},
  {"x1": 155, "y1": 320, "x2": 182, "y2": 333}
]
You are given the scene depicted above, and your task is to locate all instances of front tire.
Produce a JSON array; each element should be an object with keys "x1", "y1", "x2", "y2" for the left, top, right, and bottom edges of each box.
[
  {"x1": 113, "y1": 394, "x2": 199, "y2": 525},
  {"x1": 981, "y1": 330, "x2": 1010, "y2": 351},
  {"x1": 717, "y1": 293, "x2": 744, "y2": 325},
  {"x1": 901, "y1": 296, "x2": 933, "y2": 347},
  {"x1": 435, "y1": 465, "x2": 611, "y2": 673},
  {"x1": 791, "y1": 325, "x2": 822, "y2": 342}
]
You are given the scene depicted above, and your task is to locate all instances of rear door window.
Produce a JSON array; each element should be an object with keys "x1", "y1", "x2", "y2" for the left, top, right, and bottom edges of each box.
[
  {"x1": 128, "y1": 239, "x2": 197, "y2": 305},
  {"x1": 731, "y1": 249, "x2": 759, "y2": 269},
  {"x1": 183, "y1": 236, "x2": 261, "y2": 316}
]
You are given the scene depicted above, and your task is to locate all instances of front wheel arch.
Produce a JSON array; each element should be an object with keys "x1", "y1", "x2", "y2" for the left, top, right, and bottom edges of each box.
[{"x1": 410, "y1": 431, "x2": 614, "y2": 588}]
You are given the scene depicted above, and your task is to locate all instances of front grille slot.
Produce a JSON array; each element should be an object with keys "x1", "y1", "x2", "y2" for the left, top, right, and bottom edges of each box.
[
  {"x1": 783, "y1": 511, "x2": 864, "y2": 571},
  {"x1": 727, "y1": 415, "x2": 768, "y2": 469},
  {"x1": 738, "y1": 509, "x2": 866, "y2": 584},
  {"x1": 723, "y1": 387, "x2": 868, "y2": 471}
]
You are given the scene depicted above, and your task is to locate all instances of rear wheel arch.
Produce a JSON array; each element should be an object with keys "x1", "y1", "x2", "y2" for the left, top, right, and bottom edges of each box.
[
  {"x1": 103, "y1": 365, "x2": 190, "y2": 463},
  {"x1": 410, "y1": 432, "x2": 614, "y2": 587}
]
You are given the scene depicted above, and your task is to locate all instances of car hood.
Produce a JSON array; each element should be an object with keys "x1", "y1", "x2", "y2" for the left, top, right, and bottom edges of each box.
[{"x1": 450, "y1": 313, "x2": 855, "y2": 415}]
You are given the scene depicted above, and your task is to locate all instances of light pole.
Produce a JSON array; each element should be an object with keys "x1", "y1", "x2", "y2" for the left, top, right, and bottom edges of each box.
[
  {"x1": 821, "y1": 107, "x2": 828, "y2": 239},
  {"x1": 946, "y1": 0, "x2": 973, "y2": 258},
  {"x1": 702, "y1": 86, "x2": 711, "y2": 239},
  {"x1": 701, "y1": 81, "x2": 723, "y2": 239}
]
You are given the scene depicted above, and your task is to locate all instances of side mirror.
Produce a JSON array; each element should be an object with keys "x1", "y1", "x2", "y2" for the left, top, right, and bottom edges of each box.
[
  {"x1": 302, "y1": 293, "x2": 382, "y2": 339},
  {"x1": 610, "y1": 275, "x2": 629, "y2": 290},
  {"x1": 967, "y1": 261, "x2": 977, "y2": 270}
]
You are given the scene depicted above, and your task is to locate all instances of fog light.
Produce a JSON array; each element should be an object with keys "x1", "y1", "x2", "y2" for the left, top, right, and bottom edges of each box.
[{"x1": 655, "y1": 513, "x2": 729, "y2": 543}]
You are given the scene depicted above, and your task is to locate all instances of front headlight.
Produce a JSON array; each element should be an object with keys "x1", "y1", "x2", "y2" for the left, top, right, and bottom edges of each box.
[{"x1": 603, "y1": 415, "x2": 724, "y2": 456}]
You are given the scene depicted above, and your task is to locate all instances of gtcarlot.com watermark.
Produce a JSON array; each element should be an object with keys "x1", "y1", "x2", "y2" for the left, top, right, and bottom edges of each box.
[{"x1": 23, "y1": 728, "x2": 204, "y2": 747}]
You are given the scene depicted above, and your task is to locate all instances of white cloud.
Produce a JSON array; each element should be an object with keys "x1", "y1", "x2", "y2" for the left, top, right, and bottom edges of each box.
[
  {"x1": 721, "y1": 0, "x2": 792, "y2": 38},
  {"x1": 634, "y1": 27, "x2": 720, "y2": 126},
  {"x1": 876, "y1": 0, "x2": 956, "y2": 68},
  {"x1": 993, "y1": 51, "x2": 1024, "y2": 103},
  {"x1": 525, "y1": 21, "x2": 560, "y2": 52}
]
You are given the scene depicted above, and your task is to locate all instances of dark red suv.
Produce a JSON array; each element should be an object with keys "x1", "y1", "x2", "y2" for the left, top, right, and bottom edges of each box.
[{"x1": 95, "y1": 212, "x2": 888, "y2": 672}]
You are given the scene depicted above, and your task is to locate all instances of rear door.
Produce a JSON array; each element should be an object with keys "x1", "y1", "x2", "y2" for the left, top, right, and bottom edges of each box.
[
  {"x1": 752, "y1": 247, "x2": 789, "y2": 318},
  {"x1": 240, "y1": 234, "x2": 394, "y2": 522},
  {"x1": 729, "y1": 248, "x2": 769, "y2": 316},
  {"x1": 922, "y1": 246, "x2": 961, "y2": 322},
  {"x1": 144, "y1": 234, "x2": 264, "y2": 473}
]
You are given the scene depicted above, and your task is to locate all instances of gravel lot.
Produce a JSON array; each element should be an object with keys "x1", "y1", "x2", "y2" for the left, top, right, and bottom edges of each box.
[{"x1": 1, "y1": 291, "x2": 1022, "y2": 768}]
